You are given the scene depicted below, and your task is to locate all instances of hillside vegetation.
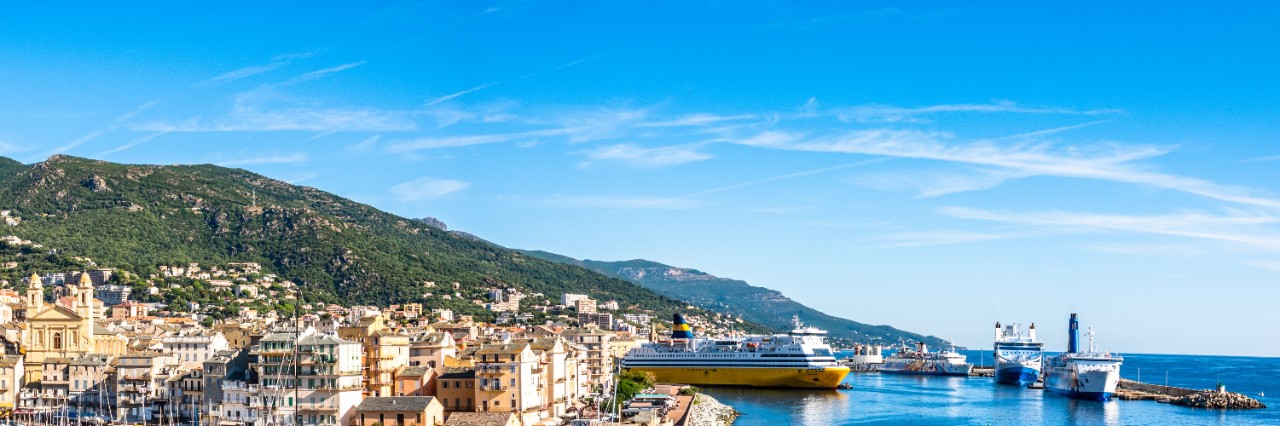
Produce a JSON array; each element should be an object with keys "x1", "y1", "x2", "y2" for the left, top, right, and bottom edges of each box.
[
  {"x1": 0, "y1": 155, "x2": 705, "y2": 322},
  {"x1": 521, "y1": 251, "x2": 948, "y2": 347}
]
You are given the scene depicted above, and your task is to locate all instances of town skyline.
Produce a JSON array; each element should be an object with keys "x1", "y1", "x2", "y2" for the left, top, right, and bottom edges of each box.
[{"x1": 3, "y1": 2, "x2": 1280, "y2": 357}]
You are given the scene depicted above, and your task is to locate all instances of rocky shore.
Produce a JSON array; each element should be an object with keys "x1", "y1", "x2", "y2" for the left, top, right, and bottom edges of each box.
[
  {"x1": 685, "y1": 393, "x2": 739, "y2": 426},
  {"x1": 1170, "y1": 391, "x2": 1267, "y2": 409},
  {"x1": 1116, "y1": 379, "x2": 1266, "y2": 409}
]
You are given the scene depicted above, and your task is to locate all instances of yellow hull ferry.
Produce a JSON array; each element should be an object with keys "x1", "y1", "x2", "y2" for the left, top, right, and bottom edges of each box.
[{"x1": 621, "y1": 314, "x2": 851, "y2": 389}]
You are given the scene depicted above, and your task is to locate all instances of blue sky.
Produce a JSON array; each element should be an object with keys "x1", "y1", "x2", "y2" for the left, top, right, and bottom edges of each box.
[{"x1": 3, "y1": 2, "x2": 1280, "y2": 356}]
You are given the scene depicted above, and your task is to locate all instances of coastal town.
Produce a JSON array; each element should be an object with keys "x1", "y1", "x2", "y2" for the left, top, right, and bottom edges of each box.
[{"x1": 0, "y1": 258, "x2": 736, "y2": 426}]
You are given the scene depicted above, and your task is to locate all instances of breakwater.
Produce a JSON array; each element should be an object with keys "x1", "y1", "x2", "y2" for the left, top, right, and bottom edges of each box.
[
  {"x1": 683, "y1": 393, "x2": 739, "y2": 426},
  {"x1": 1116, "y1": 379, "x2": 1266, "y2": 409}
]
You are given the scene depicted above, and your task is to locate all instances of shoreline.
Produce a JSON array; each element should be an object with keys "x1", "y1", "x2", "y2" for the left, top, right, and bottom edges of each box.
[{"x1": 684, "y1": 393, "x2": 739, "y2": 426}]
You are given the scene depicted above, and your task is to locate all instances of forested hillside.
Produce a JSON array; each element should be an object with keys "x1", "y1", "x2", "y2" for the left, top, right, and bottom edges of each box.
[
  {"x1": 0, "y1": 155, "x2": 714, "y2": 323},
  {"x1": 521, "y1": 251, "x2": 948, "y2": 347}
]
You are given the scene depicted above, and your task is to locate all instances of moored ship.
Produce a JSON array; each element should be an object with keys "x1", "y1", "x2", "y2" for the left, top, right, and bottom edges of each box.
[
  {"x1": 880, "y1": 341, "x2": 973, "y2": 376},
  {"x1": 1044, "y1": 313, "x2": 1123, "y2": 401},
  {"x1": 840, "y1": 344, "x2": 885, "y2": 372},
  {"x1": 993, "y1": 321, "x2": 1044, "y2": 386},
  {"x1": 620, "y1": 314, "x2": 850, "y2": 388}
]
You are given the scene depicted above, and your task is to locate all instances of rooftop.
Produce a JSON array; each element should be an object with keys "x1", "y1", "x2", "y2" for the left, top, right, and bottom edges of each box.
[{"x1": 355, "y1": 396, "x2": 438, "y2": 413}]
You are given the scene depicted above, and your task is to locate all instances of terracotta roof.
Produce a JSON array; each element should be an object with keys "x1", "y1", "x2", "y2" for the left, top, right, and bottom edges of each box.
[
  {"x1": 445, "y1": 412, "x2": 514, "y2": 426},
  {"x1": 475, "y1": 343, "x2": 528, "y2": 356},
  {"x1": 436, "y1": 366, "x2": 475, "y2": 379},
  {"x1": 397, "y1": 366, "x2": 431, "y2": 378},
  {"x1": 355, "y1": 396, "x2": 438, "y2": 413}
]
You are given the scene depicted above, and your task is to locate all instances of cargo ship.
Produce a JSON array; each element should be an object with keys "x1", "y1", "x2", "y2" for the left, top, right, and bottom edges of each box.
[
  {"x1": 993, "y1": 322, "x2": 1044, "y2": 386},
  {"x1": 880, "y1": 341, "x2": 973, "y2": 376},
  {"x1": 620, "y1": 314, "x2": 850, "y2": 388},
  {"x1": 1044, "y1": 313, "x2": 1123, "y2": 401}
]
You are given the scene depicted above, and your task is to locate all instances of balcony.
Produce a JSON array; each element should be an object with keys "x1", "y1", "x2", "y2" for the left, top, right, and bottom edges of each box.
[
  {"x1": 477, "y1": 365, "x2": 508, "y2": 375},
  {"x1": 298, "y1": 404, "x2": 340, "y2": 413},
  {"x1": 478, "y1": 384, "x2": 509, "y2": 392}
]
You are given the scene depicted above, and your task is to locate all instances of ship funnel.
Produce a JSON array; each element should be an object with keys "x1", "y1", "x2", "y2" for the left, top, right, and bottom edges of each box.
[
  {"x1": 671, "y1": 313, "x2": 694, "y2": 339},
  {"x1": 1067, "y1": 313, "x2": 1080, "y2": 353},
  {"x1": 1029, "y1": 323, "x2": 1037, "y2": 341},
  {"x1": 994, "y1": 322, "x2": 1003, "y2": 340}
]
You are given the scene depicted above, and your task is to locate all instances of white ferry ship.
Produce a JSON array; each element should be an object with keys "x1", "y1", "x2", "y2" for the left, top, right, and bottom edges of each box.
[
  {"x1": 880, "y1": 341, "x2": 973, "y2": 376},
  {"x1": 993, "y1": 322, "x2": 1044, "y2": 386},
  {"x1": 1044, "y1": 313, "x2": 1123, "y2": 401},
  {"x1": 620, "y1": 315, "x2": 850, "y2": 388}
]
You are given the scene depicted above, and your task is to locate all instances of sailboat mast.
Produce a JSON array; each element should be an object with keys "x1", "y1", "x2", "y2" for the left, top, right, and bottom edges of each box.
[{"x1": 294, "y1": 284, "x2": 302, "y2": 426}]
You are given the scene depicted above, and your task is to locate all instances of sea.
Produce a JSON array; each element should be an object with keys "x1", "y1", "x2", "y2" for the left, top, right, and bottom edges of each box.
[{"x1": 701, "y1": 351, "x2": 1280, "y2": 425}]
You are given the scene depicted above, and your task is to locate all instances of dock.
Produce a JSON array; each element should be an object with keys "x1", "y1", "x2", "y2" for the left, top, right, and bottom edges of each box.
[{"x1": 1116, "y1": 379, "x2": 1266, "y2": 409}]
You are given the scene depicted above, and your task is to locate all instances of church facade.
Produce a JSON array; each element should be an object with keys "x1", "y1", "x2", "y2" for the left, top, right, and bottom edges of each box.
[{"x1": 21, "y1": 273, "x2": 126, "y2": 383}]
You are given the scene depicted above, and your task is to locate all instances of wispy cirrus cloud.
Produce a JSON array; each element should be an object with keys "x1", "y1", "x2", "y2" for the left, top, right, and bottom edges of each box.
[
  {"x1": 95, "y1": 130, "x2": 171, "y2": 157},
  {"x1": 872, "y1": 230, "x2": 1043, "y2": 248},
  {"x1": 45, "y1": 128, "x2": 112, "y2": 158},
  {"x1": 578, "y1": 143, "x2": 713, "y2": 168},
  {"x1": 831, "y1": 101, "x2": 1124, "y2": 123},
  {"x1": 281, "y1": 61, "x2": 367, "y2": 86},
  {"x1": 739, "y1": 127, "x2": 1280, "y2": 209},
  {"x1": 198, "y1": 52, "x2": 317, "y2": 86},
  {"x1": 426, "y1": 82, "x2": 501, "y2": 106},
  {"x1": 516, "y1": 194, "x2": 703, "y2": 210},
  {"x1": 556, "y1": 54, "x2": 603, "y2": 69},
  {"x1": 586, "y1": 159, "x2": 884, "y2": 217},
  {"x1": 938, "y1": 206, "x2": 1280, "y2": 251},
  {"x1": 846, "y1": 168, "x2": 1023, "y2": 197},
  {"x1": 215, "y1": 152, "x2": 309, "y2": 166},
  {"x1": 136, "y1": 106, "x2": 417, "y2": 133},
  {"x1": 1237, "y1": 154, "x2": 1280, "y2": 164},
  {"x1": 114, "y1": 99, "x2": 161, "y2": 123},
  {"x1": 390, "y1": 177, "x2": 470, "y2": 200},
  {"x1": 386, "y1": 129, "x2": 568, "y2": 152},
  {"x1": 637, "y1": 113, "x2": 756, "y2": 128}
]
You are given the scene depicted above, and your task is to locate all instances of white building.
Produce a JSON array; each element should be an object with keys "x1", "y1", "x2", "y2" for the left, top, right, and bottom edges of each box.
[
  {"x1": 253, "y1": 327, "x2": 364, "y2": 426},
  {"x1": 162, "y1": 332, "x2": 230, "y2": 369},
  {"x1": 561, "y1": 293, "x2": 589, "y2": 306}
]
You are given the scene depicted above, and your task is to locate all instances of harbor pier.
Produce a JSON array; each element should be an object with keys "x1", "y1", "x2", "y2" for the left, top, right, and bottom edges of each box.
[{"x1": 1114, "y1": 379, "x2": 1265, "y2": 409}]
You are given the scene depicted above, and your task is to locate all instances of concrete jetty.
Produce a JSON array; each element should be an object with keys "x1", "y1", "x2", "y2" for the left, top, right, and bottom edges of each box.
[{"x1": 1116, "y1": 379, "x2": 1266, "y2": 409}]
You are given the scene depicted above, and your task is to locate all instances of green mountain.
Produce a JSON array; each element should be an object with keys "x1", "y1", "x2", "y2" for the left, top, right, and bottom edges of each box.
[
  {"x1": 520, "y1": 251, "x2": 948, "y2": 348},
  {"x1": 0, "y1": 155, "x2": 722, "y2": 324}
]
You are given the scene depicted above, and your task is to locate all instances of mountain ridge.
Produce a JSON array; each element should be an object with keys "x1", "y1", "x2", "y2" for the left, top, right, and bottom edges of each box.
[
  {"x1": 520, "y1": 249, "x2": 948, "y2": 347},
  {"x1": 0, "y1": 155, "x2": 719, "y2": 325}
]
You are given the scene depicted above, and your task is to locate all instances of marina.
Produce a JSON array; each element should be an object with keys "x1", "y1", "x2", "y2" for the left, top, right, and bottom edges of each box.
[{"x1": 704, "y1": 352, "x2": 1278, "y2": 425}]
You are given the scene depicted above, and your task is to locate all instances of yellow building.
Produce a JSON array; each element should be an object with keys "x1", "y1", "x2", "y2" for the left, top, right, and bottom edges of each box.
[
  {"x1": 21, "y1": 273, "x2": 126, "y2": 383},
  {"x1": 474, "y1": 343, "x2": 543, "y2": 425},
  {"x1": 339, "y1": 314, "x2": 411, "y2": 397}
]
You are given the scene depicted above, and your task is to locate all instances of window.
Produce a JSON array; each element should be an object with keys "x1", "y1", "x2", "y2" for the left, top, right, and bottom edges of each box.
[
  {"x1": 53, "y1": 332, "x2": 63, "y2": 350},
  {"x1": 442, "y1": 381, "x2": 449, "y2": 389}
]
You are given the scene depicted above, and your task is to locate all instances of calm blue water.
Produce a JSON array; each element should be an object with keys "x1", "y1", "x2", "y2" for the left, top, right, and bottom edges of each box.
[{"x1": 702, "y1": 352, "x2": 1280, "y2": 425}]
